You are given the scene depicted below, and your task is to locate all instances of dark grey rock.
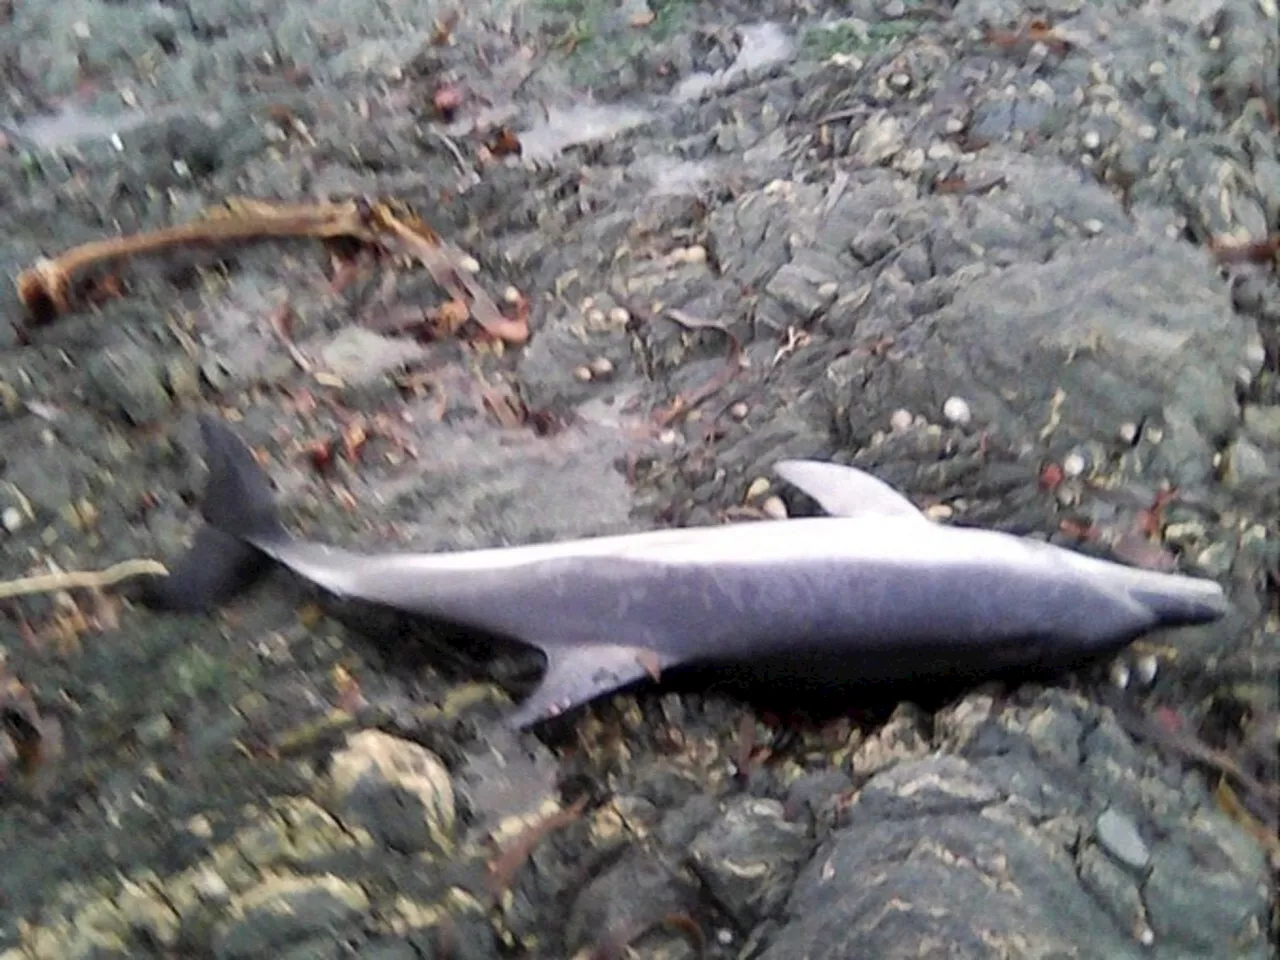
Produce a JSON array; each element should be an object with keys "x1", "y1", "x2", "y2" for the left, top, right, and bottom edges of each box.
[
  {"x1": 760, "y1": 811, "x2": 1144, "y2": 960},
  {"x1": 1221, "y1": 437, "x2": 1276, "y2": 490},
  {"x1": 656, "y1": 793, "x2": 723, "y2": 849},
  {"x1": 211, "y1": 875, "x2": 370, "y2": 960},
  {"x1": 1143, "y1": 834, "x2": 1271, "y2": 954},
  {"x1": 84, "y1": 342, "x2": 172, "y2": 426},
  {"x1": 850, "y1": 755, "x2": 1002, "y2": 819},
  {"x1": 783, "y1": 770, "x2": 854, "y2": 821},
  {"x1": 1077, "y1": 843, "x2": 1151, "y2": 944},
  {"x1": 687, "y1": 796, "x2": 814, "y2": 927},
  {"x1": 1242, "y1": 405, "x2": 1280, "y2": 450},
  {"x1": 355, "y1": 939, "x2": 420, "y2": 960},
  {"x1": 565, "y1": 850, "x2": 698, "y2": 953},
  {"x1": 763, "y1": 256, "x2": 840, "y2": 324}
]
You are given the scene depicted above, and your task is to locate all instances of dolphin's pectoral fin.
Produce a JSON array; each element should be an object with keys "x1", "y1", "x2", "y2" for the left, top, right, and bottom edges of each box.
[
  {"x1": 503, "y1": 642, "x2": 671, "y2": 730},
  {"x1": 773, "y1": 459, "x2": 930, "y2": 522}
]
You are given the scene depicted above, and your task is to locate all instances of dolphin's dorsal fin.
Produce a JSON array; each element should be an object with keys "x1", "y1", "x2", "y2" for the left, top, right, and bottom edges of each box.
[{"x1": 772, "y1": 459, "x2": 928, "y2": 522}]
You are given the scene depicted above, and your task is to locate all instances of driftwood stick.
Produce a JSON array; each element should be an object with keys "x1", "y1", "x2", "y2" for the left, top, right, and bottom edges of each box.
[{"x1": 0, "y1": 559, "x2": 168, "y2": 600}]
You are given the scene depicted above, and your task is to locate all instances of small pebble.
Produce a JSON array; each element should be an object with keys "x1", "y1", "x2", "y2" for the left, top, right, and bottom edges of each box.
[
  {"x1": 889, "y1": 409, "x2": 914, "y2": 432},
  {"x1": 672, "y1": 245, "x2": 707, "y2": 265},
  {"x1": 0, "y1": 381, "x2": 19, "y2": 416},
  {"x1": 135, "y1": 714, "x2": 173, "y2": 747},
  {"x1": 1109, "y1": 660, "x2": 1130, "y2": 690},
  {"x1": 924, "y1": 503, "x2": 953, "y2": 521},
  {"x1": 1081, "y1": 130, "x2": 1101, "y2": 150},
  {"x1": 1062, "y1": 451, "x2": 1087, "y2": 478},
  {"x1": 942, "y1": 396, "x2": 971, "y2": 426},
  {"x1": 745, "y1": 477, "x2": 771, "y2": 501},
  {"x1": 459, "y1": 254, "x2": 481, "y2": 273},
  {"x1": 729, "y1": 402, "x2": 749, "y2": 420},
  {"x1": 1134, "y1": 653, "x2": 1158, "y2": 686},
  {"x1": 2, "y1": 507, "x2": 23, "y2": 533},
  {"x1": 761, "y1": 495, "x2": 788, "y2": 520},
  {"x1": 573, "y1": 366, "x2": 593, "y2": 382},
  {"x1": 186, "y1": 814, "x2": 213, "y2": 839},
  {"x1": 608, "y1": 306, "x2": 630, "y2": 326},
  {"x1": 588, "y1": 357, "x2": 614, "y2": 378},
  {"x1": 191, "y1": 868, "x2": 231, "y2": 904},
  {"x1": 1095, "y1": 808, "x2": 1151, "y2": 870},
  {"x1": 1117, "y1": 421, "x2": 1139, "y2": 444},
  {"x1": 502, "y1": 286, "x2": 522, "y2": 304}
]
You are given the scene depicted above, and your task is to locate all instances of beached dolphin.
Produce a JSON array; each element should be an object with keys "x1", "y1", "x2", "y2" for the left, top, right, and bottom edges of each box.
[{"x1": 138, "y1": 416, "x2": 1231, "y2": 729}]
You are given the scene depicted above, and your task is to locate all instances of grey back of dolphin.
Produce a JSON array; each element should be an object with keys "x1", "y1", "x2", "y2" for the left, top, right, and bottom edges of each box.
[{"x1": 138, "y1": 416, "x2": 1230, "y2": 729}]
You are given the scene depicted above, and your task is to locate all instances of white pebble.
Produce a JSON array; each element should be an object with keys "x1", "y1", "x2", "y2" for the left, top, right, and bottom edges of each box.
[
  {"x1": 761, "y1": 495, "x2": 788, "y2": 520},
  {"x1": 608, "y1": 306, "x2": 630, "y2": 326},
  {"x1": 1062, "y1": 451, "x2": 1087, "y2": 477},
  {"x1": 889, "y1": 409, "x2": 914, "y2": 432},
  {"x1": 1117, "y1": 422, "x2": 1139, "y2": 444},
  {"x1": 924, "y1": 503, "x2": 954, "y2": 521},
  {"x1": 1109, "y1": 660, "x2": 1131, "y2": 690},
  {"x1": 729, "y1": 402, "x2": 749, "y2": 420},
  {"x1": 1, "y1": 506, "x2": 22, "y2": 533},
  {"x1": 1134, "y1": 654, "x2": 1159, "y2": 686},
  {"x1": 191, "y1": 868, "x2": 230, "y2": 904},
  {"x1": 942, "y1": 396, "x2": 971, "y2": 426}
]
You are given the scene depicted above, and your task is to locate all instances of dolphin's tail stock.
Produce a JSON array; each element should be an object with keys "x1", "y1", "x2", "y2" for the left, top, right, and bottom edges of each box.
[{"x1": 132, "y1": 415, "x2": 291, "y2": 612}]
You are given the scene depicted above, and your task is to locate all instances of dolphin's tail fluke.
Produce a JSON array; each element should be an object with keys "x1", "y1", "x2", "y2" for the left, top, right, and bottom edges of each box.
[
  {"x1": 132, "y1": 415, "x2": 289, "y2": 612},
  {"x1": 196, "y1": 414, "x2": 290, "y2": 545}
]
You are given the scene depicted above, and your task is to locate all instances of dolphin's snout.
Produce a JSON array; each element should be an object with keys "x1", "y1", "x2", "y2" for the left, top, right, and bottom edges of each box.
[{"x1": 1128, "y1": 578, "x2": 1229, "y2": 627}]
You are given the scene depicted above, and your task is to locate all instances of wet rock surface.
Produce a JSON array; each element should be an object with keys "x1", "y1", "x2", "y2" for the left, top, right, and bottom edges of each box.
[{"x1": 0, "y1": 0, "x2": 1276, "y2": 958}]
